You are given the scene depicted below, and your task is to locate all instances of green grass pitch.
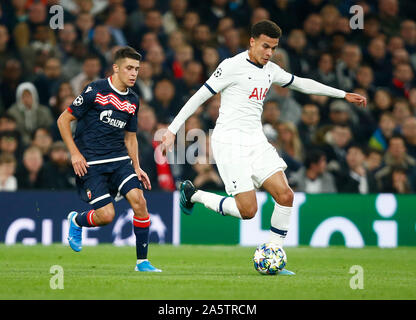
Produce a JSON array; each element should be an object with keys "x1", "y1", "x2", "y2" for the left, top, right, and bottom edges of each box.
[{"x1": 1, "y1": 244, "x2": 415, "y2": 300}]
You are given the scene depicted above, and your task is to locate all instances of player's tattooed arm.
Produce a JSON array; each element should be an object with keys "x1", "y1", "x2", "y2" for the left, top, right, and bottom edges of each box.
[
  {"x1": 124, "y1": 131, "x2": 151, "y2": 190},
  {"x1": 57, "y1": 110, "x2": 89, "y2": 177}
]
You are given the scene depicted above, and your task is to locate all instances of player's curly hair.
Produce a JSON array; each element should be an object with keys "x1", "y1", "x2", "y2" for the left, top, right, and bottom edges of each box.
[
  {"x1": 251, "y1": 20, "x2": 282, "y2": 39},
  {"x1": 114, "y1": 46, "x2": 142, "y2": 63}
]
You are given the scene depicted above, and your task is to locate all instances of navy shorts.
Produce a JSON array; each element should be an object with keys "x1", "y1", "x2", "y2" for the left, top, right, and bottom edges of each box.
[{"x1": 76, "y1": 159, "x2": 142, "y2": 210}]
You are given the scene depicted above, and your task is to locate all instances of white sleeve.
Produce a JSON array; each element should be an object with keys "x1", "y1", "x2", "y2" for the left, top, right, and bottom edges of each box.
[
  {"x1": 288, "y1": 76, "x2": 346, "y2": 98},
  {"x1": 271, "y1": 63, "x2": 295, "y2": 87},
  {"x1": 271, "y1": 63, "x2": 346, "y2": 98},
  {"x1": 204, "y1": 59, "x2": 234, "y2": 93},
  {"x1": 167, "y1": 85, "x2": 214, "y2": 134}
]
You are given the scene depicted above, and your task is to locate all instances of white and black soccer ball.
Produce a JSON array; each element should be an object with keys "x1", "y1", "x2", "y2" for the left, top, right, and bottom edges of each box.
[{"x1": 253, "y1": 243, "x2": 287, "y2": 275}]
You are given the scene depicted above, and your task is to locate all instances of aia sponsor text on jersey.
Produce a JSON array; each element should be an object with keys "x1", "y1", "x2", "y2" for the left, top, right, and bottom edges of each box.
[{"x1": 249, "y1": 87, "x2": 268, "y2": 100}]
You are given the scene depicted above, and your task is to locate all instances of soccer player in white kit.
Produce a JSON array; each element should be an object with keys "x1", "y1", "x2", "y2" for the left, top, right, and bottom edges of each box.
[{"x1": 161, "y1": 20, "x2": 366, "y2": 272}]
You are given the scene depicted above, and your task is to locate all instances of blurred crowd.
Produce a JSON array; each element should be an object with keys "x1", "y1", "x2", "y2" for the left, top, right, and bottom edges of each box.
[{"x1": 0, "y1": 0, "x2": 416, "y2": 194}]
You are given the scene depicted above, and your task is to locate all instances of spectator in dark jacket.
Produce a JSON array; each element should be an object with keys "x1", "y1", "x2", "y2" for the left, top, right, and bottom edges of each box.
[
  {"x1": 136, "y1": 105, "x2": 160, "y2": 191},
  {"x1": 390, "y1": 63, "x2": 414, "y2": 98},
  {"x1": 322, "y1": 124, "x2": 353, "y2": 172},
  {"x1": 150, "y1": 78, "x2": 181, "y2": 124},
  {"x1": 308, "y1": 53, "x2": 339, "y2": 88},
  {"x1": 402, "y1": 116, "x2": 416, "y2": 159},
  {"x1": 298, "y1": 103, "x2": 320, "y2": 149},
  {"x1": 375, "y1": 134, "x2": 416, "y2": 191},
  {"x1": 33, "y1": 57, "x2": 64, "y2": 107},
  {"x1": 335, "y1": 144, "x2": 378, "y2": 193},
  {"x1": 0, "y1": 59, "x2": 24, "y2": 110},
  {"x1": 39, "y1": 141, "x2": 75, "y2": 190},
  {"x1": 15, "y1": 146, "x2": 45, "y2": 189},
  {"x1": 285, "y1": 29, "x2": 310, "y2": 77},
  {"x1": 291, "y1": 149, "x2": 337, "y2": 193},
  {"x1": 363, "y1": 37, "x2": 392, "y2": 87}
]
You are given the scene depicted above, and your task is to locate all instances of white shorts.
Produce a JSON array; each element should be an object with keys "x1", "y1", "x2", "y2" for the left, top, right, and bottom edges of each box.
[{"x1": 211, "y1": 138, "x2": 287, "y2": 196}]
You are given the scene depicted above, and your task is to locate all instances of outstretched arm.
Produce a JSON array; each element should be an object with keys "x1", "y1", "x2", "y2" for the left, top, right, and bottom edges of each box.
[
  {"x1": 161, "y1": 85, "x2": 214, "y2": 156},
  {"x1": 162, "y1": 58, "x2": 235, "y2": 156},
  {"x1": 288, "y1": 76, "x2": 367, "y2": 107}
]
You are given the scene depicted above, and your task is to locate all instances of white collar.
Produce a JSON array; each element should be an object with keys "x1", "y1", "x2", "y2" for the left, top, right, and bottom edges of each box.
[
  {"x1": 245, "y1": 50, "x2": 264, "y2": 69},
  {"x1": 108, "y1": 77, "x2": 129, "y2": 95}
]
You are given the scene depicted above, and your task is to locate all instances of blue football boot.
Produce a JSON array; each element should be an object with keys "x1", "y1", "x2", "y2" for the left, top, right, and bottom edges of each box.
[
  {"x1": 134, "y1": 261, "x2": 162, "y2": 272},
  {"x1": 179, "y1": 180, "x2": 197, "y2": 215},
  {"x1": 278, "y1": 268, "x2": 296, "y2": 276},
  {"x1": 67, "y1": 211, "x2": 82, "y2": 252}
]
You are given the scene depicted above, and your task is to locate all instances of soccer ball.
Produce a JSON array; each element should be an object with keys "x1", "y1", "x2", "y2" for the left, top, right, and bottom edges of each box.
[{"x1": 253, "y1": 243, "x2": 287, "y2": 275}]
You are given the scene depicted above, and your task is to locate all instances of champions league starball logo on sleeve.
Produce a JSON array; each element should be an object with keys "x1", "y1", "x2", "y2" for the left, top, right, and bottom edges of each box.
[
  {"x1": 214, "y1": 67, "x2": 222, "y2": 78},
  {"x1": 73, "y1": 95, "x2": 84, "y2": 106}
]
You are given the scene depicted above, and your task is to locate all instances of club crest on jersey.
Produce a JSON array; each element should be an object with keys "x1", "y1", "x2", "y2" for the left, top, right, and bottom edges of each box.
[
  {"x1": 73, "y1": 95, "x2": 84, "y2": 106},
  {"x1": 86, "y1": 189, "x2": 92, "y2": 200},
  {"x1": 249, "y1": 87, "x2": 268, "y2": 100},
  {"x1": 99, "y1": 109, "x2": 127, "y2": 128}
]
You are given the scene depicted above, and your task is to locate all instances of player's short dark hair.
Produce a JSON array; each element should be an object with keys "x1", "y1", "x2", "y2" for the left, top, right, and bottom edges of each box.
[
  {"x1": 114, "y1": 46, "x2": 142, "y2": 63},
  {"x1": 251, "y1": 20, "x2": 282, "y2": 39}
]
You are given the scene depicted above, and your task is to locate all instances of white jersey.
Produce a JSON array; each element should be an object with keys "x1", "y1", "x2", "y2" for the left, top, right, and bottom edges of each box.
[
  {"x1": 205, "y1": 50, "x2": 294, "y2": 146},
  {"x1": 167, "y1": 50, "x2": 345, "y2": 141}
]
